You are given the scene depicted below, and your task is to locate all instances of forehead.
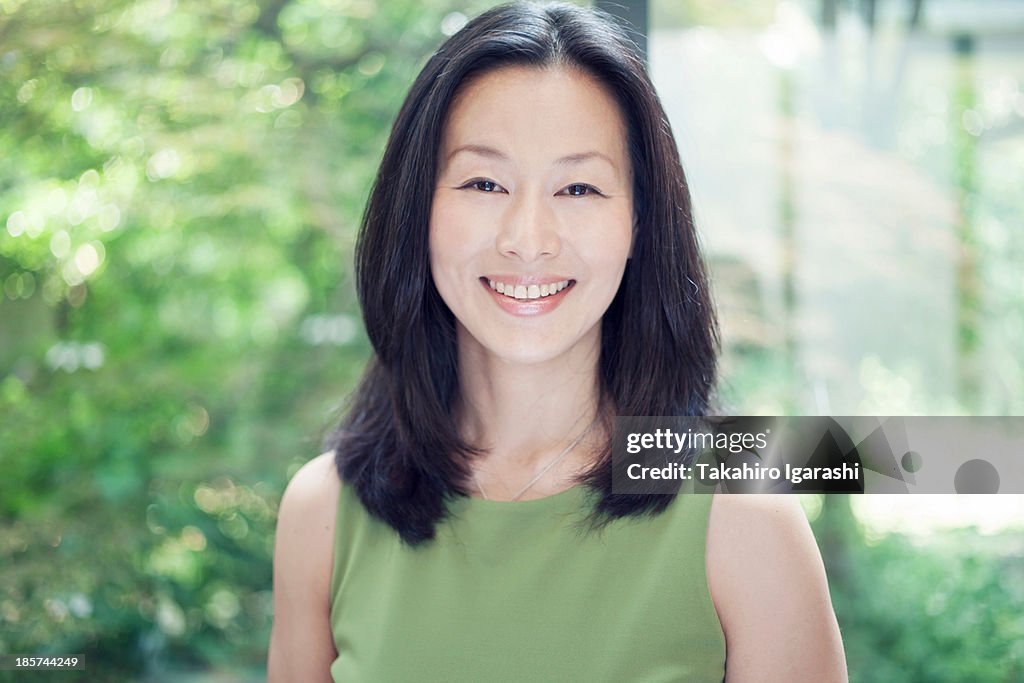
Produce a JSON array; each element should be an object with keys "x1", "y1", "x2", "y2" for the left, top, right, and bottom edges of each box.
[{"x1": 440, "y1": 65, "x2": 630, "y2": 167}]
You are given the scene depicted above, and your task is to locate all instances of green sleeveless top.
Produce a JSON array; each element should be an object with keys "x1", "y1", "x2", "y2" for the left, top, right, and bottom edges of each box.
[{"x1": 329, "y1": 481, "x2": 726, "y2": 682}]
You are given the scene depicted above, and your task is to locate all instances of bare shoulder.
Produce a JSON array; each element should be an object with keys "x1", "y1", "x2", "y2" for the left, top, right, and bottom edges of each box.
[
  {"x1": 275, "y1": 449, "x2": 341, "y2": 586},
  {"x1": 706, "y1": 494, "x2": 848, "y2": 683},
  {"x1": 281, "y1": 450, "x2": 342, "y2": 518},
  {"x1": 267, "y1": 451, "x2": 341, "y2": 683},
  {"x1": 274, "y1": 451, "x2": 341, "y2": 571},
  {"x1": 707, "y1": 493, "x2": 812, "y2": 552}
]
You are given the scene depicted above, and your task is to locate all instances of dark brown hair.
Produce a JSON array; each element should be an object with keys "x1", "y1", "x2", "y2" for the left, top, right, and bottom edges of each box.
[{"x1": 324, "y1": 1, "x2": 718, "y2": 546}]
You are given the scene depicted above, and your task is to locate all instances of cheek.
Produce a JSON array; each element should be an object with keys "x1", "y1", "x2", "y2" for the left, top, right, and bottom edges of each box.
[
  {"x1": 429, "y1": 196, "x2": 481, "y2": 285},
  {"x1": 576, "y1": 208, "x2": 633, "y2": 271}
]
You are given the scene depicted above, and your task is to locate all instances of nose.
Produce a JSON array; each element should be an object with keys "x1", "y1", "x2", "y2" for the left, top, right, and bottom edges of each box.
[{"x1": 495, "y1": 192, "x2": 560, "y2": 262}]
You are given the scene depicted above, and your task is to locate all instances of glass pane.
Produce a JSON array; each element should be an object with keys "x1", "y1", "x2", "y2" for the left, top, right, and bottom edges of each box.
[{"x1": 650, "y1": 0, "x2": 1024, "y2": 416}]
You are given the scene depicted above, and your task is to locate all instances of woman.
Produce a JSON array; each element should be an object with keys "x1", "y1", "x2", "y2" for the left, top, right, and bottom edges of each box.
[{"x1": 268, "y1": 3, "x2": 848, "y2": 681}]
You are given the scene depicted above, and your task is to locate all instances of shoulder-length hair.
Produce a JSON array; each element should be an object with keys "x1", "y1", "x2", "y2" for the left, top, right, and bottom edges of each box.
[{"x1": 324, "y1": 1, "x2": 718, "y2": 547}]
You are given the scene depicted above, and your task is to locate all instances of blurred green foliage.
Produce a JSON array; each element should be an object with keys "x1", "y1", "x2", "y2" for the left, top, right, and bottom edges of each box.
[
  {"x1": 2, "y1": 0, "x2": 1023, "y2": 681},
  {"x1": 0, "y1": 0, "x2": 497, "y2": 679},
  {"x1": 813, "y1": 497, "x2": 1024, "y2": 683}
]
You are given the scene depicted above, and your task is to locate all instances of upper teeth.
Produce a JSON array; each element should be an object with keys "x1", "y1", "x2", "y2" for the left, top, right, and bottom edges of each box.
[{"x1": 488, "y1": 279, "x2": 571, "y2": 299}]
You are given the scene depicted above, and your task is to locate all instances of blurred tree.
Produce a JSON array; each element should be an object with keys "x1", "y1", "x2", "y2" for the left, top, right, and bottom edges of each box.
[
  {"x1": 0, "y1": 0, "x2": 499, "y2": 677},
  {"x1": 812, "y1": 500, "x2": 1024, "y2": 683}
]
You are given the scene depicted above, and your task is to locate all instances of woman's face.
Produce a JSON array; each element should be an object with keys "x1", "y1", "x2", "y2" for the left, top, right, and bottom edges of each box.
[{"x1": 429, "y1": 65, "x2": 634, "y2": 366}]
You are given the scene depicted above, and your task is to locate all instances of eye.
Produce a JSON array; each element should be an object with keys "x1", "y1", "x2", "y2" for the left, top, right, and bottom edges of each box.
[
  {"x1": 559, "y1": 183, "x2": 602, "y2": 197},
  {"x1": 461, "y1": 179, "x2": 507, "y2": 193}
]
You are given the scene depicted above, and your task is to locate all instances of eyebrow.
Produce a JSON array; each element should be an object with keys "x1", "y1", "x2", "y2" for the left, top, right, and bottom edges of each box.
[{"x1": 445, "y1": 144, "x2": 617, "y2": 169}]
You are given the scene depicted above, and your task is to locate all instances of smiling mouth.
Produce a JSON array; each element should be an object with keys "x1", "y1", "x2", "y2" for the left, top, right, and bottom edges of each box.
[{"x1": 481, "y1": 277, "x2": 577, "y2": 300}]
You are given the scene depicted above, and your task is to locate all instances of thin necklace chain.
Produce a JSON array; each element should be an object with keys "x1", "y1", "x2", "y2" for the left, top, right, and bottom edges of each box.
[{"x1": 472, "y1": 417, "x2": 598, "y2": 502}]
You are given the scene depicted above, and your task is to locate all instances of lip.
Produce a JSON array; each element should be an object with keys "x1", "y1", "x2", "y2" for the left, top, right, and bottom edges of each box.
[{"x1": 479, "y1": 276, "x2": 576, "y2": 317}]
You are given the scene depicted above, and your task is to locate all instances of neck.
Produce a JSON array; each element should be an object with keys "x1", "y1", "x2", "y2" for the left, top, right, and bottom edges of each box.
[{"x1": 455, "y1": 323, "x2": 604, "y2": 497}]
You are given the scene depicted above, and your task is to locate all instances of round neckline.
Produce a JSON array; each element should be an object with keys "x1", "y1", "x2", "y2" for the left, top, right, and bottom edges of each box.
[{"x1": 454, "y1": 482, "x2": 588, "y2": 513}]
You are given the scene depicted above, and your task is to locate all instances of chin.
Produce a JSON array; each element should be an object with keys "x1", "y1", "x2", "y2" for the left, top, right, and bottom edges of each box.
[
  {"x1": 455, "y1": 315, "x2": 601, "y2": 366},
  {"x1": 496, "y1": 346, "x2": 571, "y2": 366},
  {"x1": 498, "y1": 329, "x2": 597, "y2": 367}
]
